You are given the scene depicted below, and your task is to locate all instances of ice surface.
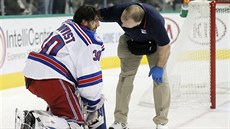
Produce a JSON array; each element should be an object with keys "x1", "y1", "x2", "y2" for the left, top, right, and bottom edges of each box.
[{"x1": 1, "y1": 65, "x2": 229, "y2": 129}]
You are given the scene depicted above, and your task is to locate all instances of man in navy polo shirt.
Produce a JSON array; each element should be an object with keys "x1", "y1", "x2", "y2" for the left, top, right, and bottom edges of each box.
[{"x1": 100, "y1": 2, "x2": 171, "y2": 129}]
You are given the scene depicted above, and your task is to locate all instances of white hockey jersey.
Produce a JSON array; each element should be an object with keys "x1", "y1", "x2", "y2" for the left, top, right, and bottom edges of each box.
[{"x1": 23, "y1": 19, "x2": 105, "y2": 108}]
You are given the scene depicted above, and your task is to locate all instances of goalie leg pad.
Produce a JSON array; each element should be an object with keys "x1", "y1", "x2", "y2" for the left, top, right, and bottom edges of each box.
[
  {"x1": 15, "y1": 109, "x2": 84, "y2": 129},
  {"x1": 15, "y1": 108, "x2": 35, "y2": 129}
]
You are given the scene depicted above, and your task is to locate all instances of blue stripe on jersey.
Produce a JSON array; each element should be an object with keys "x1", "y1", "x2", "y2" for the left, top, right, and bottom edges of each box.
[
  {"x1": 67, "y1": 23, "x2": 92, "y2": 46},
  {"x1": 78, "y1": 79, "x2": 102, "y2": 88},
  {"x1": 91, "y1": 34, "x2": 103, "y2": 46},
  {"x1": 78, "y1": 71, "x2": 102, "y2": 88},
  {"x1": 101, "y1": 45, "x2": 105, "y2": 51},
  {"x1": 28, "y1": 52, "x2": 78, "y2": 87},
  {"x1": 78, "y1": 71, "x2": 102, "y2": 80},
  {"x1": 81, "y1": 96, "x2": 100, "y2": 107}
]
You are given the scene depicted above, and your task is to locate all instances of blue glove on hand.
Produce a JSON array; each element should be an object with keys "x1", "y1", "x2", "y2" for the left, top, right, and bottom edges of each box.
[{"x1": 148, "y1": 66, "x2": 164, "y2": 85}]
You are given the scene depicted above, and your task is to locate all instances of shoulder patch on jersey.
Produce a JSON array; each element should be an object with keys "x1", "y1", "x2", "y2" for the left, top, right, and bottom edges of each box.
[{"x1": 94, "y1": 34, "x2": 103, "y2": 43}]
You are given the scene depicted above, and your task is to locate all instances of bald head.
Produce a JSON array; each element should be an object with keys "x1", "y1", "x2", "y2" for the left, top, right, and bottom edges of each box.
[
  {"x1": 121, "y1": 5, "x2": 145, "y2": 28},
  {"x1": 124, "y1": 5, "x2": 145, "y2": 22}
]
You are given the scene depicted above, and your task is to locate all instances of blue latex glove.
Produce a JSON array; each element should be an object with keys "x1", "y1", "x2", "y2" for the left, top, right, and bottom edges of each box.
[{"x1": 148, "y1": 66, "x2": 164, "y2": 85}]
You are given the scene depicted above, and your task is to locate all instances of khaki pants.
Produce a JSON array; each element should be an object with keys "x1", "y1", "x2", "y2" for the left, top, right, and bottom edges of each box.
[{"x1": 114, "y1": 34, "x2": 171, "y2": 125}]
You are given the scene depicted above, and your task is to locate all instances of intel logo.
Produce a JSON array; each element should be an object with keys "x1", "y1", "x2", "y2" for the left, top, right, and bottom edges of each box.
[{"x1": 0, "y1": 27, "x2": 6, "y2": 68}]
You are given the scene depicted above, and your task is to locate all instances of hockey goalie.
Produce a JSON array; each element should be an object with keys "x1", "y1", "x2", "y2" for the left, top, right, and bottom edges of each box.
[{"x1": 15, "y1": 5, "x2": 107, "y2": 129}]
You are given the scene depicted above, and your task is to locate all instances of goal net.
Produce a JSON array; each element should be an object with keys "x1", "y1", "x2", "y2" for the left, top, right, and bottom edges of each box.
[{"x1": 139, "y1": 0, "x2": 230, "y2": 109}]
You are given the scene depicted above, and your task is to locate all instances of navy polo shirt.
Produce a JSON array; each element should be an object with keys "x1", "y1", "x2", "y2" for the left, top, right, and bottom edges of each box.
[{"x1": 100, "y1": 2, "x2": 170, "y2": 46}]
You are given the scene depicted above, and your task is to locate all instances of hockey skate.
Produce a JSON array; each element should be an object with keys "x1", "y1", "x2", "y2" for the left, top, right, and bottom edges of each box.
[
  {"x1": 156, "y1": 124, "x2": 168, "y2": 129},
  {"x1": 109, "y1": 122, "x2": 129, "y2": 129}
]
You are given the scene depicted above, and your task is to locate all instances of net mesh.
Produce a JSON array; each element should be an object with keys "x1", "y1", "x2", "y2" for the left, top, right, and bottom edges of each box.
[{"x1": 139, "y1": 1, "x2": 230, "y2": 109}]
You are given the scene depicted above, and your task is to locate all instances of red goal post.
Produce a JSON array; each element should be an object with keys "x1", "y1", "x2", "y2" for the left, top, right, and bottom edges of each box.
[
  {"x1": 210, "y1": 0, "x2": 230, "y2": 109},
  {"x1": 139, "y1": 0, "x2": 230, "y2": 109},
  {"x1": 210, "y1": 0, "x2": 216, "y2": 109}
]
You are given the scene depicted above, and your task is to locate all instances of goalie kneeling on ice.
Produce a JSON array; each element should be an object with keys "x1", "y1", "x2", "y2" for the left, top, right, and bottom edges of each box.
[{"x1": 15, "y1": 108, "x2": 83, "y2": 129}]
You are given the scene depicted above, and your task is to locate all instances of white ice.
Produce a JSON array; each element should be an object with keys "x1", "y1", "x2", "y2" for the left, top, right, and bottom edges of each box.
[{"x1": 1, "y1": 65, "x2": 230, "y2": 129}]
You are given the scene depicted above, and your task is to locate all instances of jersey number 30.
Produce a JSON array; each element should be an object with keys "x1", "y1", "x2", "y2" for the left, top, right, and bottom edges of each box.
[{"x1": 93, "y1": 50, "x2": 102, "y2": 61}]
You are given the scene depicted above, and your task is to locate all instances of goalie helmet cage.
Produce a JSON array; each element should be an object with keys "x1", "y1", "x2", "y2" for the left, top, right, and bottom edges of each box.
[{"x1": 139, "y1": 0, "x2": 230, "y2": 109}]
